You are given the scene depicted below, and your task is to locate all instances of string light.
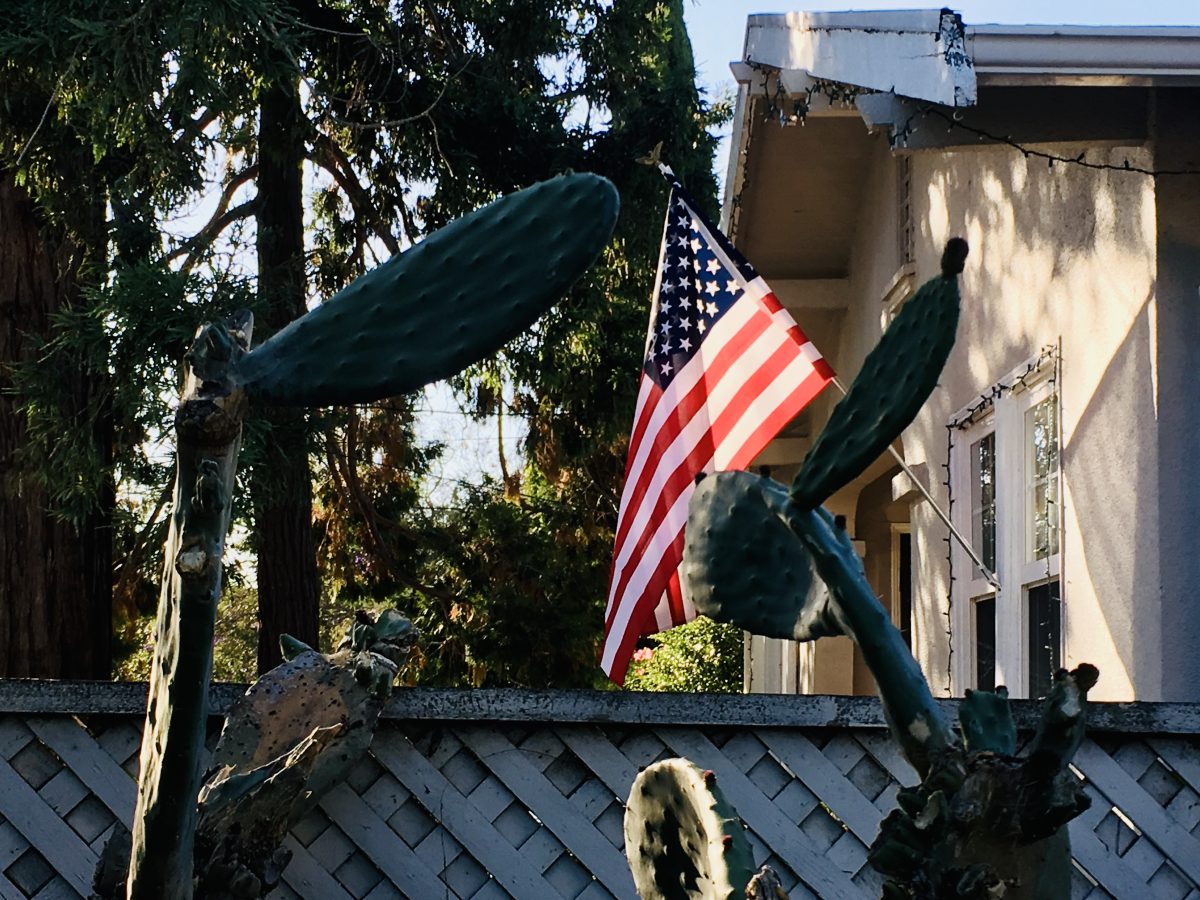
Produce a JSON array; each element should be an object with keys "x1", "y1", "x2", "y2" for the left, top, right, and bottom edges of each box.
[{"x1": 892, "y1": 106, "x2": 1200, "y2": 177}]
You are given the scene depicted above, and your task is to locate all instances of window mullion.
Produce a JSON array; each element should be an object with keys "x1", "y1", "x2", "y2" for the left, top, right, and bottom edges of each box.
[{"x1": 995, "y1": 395, "x2": 1026, "y2": 697}]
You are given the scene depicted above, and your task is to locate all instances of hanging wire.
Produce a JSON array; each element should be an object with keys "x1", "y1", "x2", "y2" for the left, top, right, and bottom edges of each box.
[{"x1": 890, "y1": 106, "x2": 1200, "y2": 177}]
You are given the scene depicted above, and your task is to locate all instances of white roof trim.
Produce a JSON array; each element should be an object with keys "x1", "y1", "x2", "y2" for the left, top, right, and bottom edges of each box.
[
  {"x1": 742, "y1": 9, "x2": 977, "y2": 106},
  {"x1": 736, "y1": 13, "x2": 1200, "y2": 95},
  {"x1": 969, "y1": 27, "x2": 1200, "y2": 80}
]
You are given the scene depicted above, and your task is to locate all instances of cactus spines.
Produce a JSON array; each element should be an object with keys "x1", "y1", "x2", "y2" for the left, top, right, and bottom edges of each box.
[
  {"x1": 790, "y1": 240, "x2": 967, "y2": 509},
  {"x1": 234, "y1": 173, "x2": 620, "y2": 407},
  {"x1": 624, "y1": 759, "x2": 755, "y2": 900},
  {"x1": 683, "y1": 471, "x2": 844, "y2": 642}
]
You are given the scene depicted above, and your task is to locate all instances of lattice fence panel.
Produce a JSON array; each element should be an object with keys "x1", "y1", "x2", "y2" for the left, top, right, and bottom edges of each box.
[{"x1": 2, "y1": 708, "x2": 1200, "y2": 899}]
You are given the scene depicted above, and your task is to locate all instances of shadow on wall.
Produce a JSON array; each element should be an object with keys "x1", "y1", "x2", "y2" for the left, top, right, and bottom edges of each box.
[
  {"x1": 1065, "y1": 297, "x2": 1155, "y2": 698},
  {"x1": 908, "y1": 141, "x2": 1159, "y2": 699}
]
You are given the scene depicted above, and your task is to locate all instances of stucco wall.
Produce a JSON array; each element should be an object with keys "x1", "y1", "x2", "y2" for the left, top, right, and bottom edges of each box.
[
  {"x1": 743, "y1": 89, "x2": 1196, "y2": 702},
  {"x1": 893, "y1": 141, "x2": 1159, "y2": 701}
]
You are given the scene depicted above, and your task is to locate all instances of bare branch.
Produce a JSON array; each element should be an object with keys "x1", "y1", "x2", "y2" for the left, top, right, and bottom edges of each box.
[
  {"x1": 167, "y1": 165, "x2": 260, "y2": 273},
  {"x1": 309, "y1": 135, "x2": 402, "y2": 254}
]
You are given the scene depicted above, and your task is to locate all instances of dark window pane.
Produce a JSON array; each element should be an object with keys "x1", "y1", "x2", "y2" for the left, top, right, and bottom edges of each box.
[
  {"x1": 899, "y1": 532, "x2": 912, "y2": 649},
  {"x1": 1028, "y1": 580, "x2": 1062, "y2": 698},
  {"x1": 975, "y1": 596, "x2": 996, "y2": 692}
]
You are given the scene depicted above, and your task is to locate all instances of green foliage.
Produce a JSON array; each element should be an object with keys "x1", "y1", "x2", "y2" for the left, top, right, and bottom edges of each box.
[
  {"x1": 116, "y1": 583, "x2": 258, "y2": 683},
  {"x1": 4, "y1": 0, "x2": 727, "y2": 686},
  {"x1": 623, "y1": 617, "x2": 743, "y2": 694}
]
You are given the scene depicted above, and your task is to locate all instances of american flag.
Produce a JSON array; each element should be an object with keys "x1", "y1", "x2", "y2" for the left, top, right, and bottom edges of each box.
[{"x1": 600, "y1": 167, "x2": 835, "y2": 684}]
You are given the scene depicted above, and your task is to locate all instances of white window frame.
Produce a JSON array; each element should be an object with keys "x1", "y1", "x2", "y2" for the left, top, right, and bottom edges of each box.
[
  {"x1": 950, "y1": 361, "x2": 1062, "y2": 698},
  {"x1": 890, "y1": 523, "x2": 912, "y2": 648}
]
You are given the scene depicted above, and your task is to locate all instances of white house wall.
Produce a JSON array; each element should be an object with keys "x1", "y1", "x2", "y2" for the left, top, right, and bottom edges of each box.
[{"x1": 885, "y1": 142, "x2": 1159, "y2": 702}]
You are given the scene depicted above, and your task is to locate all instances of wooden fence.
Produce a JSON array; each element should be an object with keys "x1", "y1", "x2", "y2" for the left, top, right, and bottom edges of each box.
[{"x1": 2, "y1": 683, "x2": 1200, "y2": 900}]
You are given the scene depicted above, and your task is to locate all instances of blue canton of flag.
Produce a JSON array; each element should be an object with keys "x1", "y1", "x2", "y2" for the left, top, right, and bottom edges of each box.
[{"x1": 646, "y1": 193, "x2": 758, "y2": 389}]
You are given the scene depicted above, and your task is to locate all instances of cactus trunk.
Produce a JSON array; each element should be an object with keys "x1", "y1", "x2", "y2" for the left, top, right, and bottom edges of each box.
[
  {"x1": 788, "y1": 507, "x2": 953, "y2": 777},
  {"x1": 126, "y1": 313, "x2": 253, "y2": 900}
]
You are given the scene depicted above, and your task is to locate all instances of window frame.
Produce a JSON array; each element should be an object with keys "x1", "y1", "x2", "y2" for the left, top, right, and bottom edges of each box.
[{"x1": 950, "y1": 361, "x2": 1062, "y2": 698}]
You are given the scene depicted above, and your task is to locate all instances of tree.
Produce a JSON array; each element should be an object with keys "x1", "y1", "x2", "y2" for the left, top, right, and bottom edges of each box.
[
  {"x1": 0, "y1": 0, "x2": 252, "y2": 676},
  {"x1": 309, "y1": 0, "x2": 729, "y2": 687},
  {"x1": 252, "y1": 73, "x2": 322, "y2": 671},
  {"x1": 1, "y1": 0, "x2": 727, "y2": 688}
]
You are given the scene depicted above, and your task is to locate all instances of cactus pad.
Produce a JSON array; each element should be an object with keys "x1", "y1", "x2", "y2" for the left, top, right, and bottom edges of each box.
[
  {"x1": 624, "y1": 759, "x2": 754, "y2": 900},
  {"x1": 683, "y1": 471, "x2": 844, "y2": 641},
  {"x1": 235, "y1": 173, "x2": 619, "y2": 406},
  {"x1": 958, "y1": 687, "x2": 1017, "y2": 755},
  {"x1": 791, "y1": 239, "x2": 967, "y2": 509}
]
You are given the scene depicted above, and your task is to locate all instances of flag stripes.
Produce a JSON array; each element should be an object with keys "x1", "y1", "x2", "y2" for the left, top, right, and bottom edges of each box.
[{"x1": 601, "y1": 171, "x2": 833, "y2": 683}]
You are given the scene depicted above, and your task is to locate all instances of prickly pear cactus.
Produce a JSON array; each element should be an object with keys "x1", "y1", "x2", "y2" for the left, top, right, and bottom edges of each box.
[
  {"x1": 192, "y1": 610, "x2": 418, "y2": 899},
  {"x1": 870, "y1": 666, "x2": 1098, "y2": 899},
  {"x1": 679, "y1": 239, "x2": 1099, "y2": 897},
  {"x1": 234, "y1": 173, "x2": 620, "y2": 407},
  {"x1": 624, "y1": 759, "x2": 756, "y2": 900},
  {"x1": 128, "y1": 311, "x2": 254, "y2": 900},
  {"x1": 791, "y1": 239, "x2": 968, "y2": 508},
  {"x1": 124, "y1": 173, "x2": 619, "y2": 900},
  {"x1": 683, "y1": 471, "x2": 843, "y2": 642}
]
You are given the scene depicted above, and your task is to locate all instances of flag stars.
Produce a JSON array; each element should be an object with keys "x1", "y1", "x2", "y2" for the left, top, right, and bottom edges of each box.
[
  {"x1": 706, "y1": 301, "x2": 719, "y2": 316},
  {"x1": 724, "y1": 280, "x2": 740, "y2": 295},
  {"x1": 706, "y1": 258, "x2": 721, "y2": 274},
  {"x1": 697, "y1": 319, "x2": 707, "y2": 334},
  {"x1": 660, "y1": 360, "x2": 673, "y2": 376},
  {"x1": 680, "y1": 336, "x2": 693, "y2": 352},
  {"x1": 689, "y1": 237, "x2": 702, "y2": 252},
  {"x1": 705, "y1": 280, "x2": 720, "y2": 296}
]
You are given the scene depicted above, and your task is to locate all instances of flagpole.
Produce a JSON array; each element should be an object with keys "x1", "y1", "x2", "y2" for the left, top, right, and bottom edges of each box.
[
  {"x1": 830, "y1": 377, "x2": 1002, "y2": 590},
  {"x1": 641, "y1": 153, "x2": 1001, "y2": 590}
]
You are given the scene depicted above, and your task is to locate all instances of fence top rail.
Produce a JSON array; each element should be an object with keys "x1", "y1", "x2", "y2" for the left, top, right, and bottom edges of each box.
[{"x1": 1, "y1": 680, "x2": 1199, "y2": 734}]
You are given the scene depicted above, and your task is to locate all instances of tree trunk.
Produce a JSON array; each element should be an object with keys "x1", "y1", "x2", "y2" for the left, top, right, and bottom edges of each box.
[
  {"x1": 253, "y1": 78, "x2": 320, "y2": 672},
  {"x1": 0, "y1": 169, "x2": 112, "y2": 678}
]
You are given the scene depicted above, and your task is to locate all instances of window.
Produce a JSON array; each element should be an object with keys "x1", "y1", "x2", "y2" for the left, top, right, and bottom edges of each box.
[
  {"x1": 975, "y1": 596, "x2": 996, "y2": 693},
  {"x1": 951, "y1": 366, "x2": 1061, "y2": 699},
  {"x1": 892, "y1": 526, "x2": 913, "y2": 649}
]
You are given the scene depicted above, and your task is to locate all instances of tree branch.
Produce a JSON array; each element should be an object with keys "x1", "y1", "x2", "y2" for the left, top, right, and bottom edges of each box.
[
  {"x1": 309, "y1": 135, "x2": 401, "y2": 253},
  {"x1": 167, "y1": 165, "x2": 260, "y2": 274}
]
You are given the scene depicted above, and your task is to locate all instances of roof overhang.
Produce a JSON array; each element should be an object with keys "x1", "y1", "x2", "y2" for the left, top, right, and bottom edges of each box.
[
  {"x1": 721, "y1": 11, "x2": 1200, "y2": 282},
  {"x1": 741, "y1": 9, "x2": 977, "y2": 106},
  {"x1": 735, "y1": 14, "x2": 1200, "y2": 95}
]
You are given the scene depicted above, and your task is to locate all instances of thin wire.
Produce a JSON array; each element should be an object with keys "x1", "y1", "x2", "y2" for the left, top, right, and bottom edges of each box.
[{"x1": 906, "y1": 106, "x2": 1200, "y2": 177}]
